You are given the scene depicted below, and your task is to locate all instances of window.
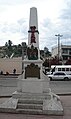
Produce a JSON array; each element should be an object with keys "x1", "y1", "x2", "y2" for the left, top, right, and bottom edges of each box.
[
  {"x1": 66, "y1": 68, "x2": 69, "y2": 71},
  {"x1": 62, "y1": 49, "x2": 68, "y2": 54},
  {"x1": 62, "y1": 68, "x2": 65, "y2": 71},
  {"x1": 54, "y1": 72, "x2": 65, "y2": 75},
  {"x1": 59, "y1": 72, "x2": 65, "y2": 75},
  {"x1": 58, "y1": 68, "x2": 61, "y2": 71},
  {"x1": 54, "y1": 73, "x2": 59, "y2": 75},
  {"x1": 69, "y1": 49, "x2": 71, "y2": 55},
  {"x1": 63, "y1": 56, "x2": 68, "y2": 60},
  {"x1": 69, "y1": 52, "x2": 71, "y2": 55}
]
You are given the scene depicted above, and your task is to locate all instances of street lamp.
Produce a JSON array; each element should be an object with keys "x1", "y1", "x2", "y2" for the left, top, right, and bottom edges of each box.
[{"x1": 55, "y1": 34, "x2": 63, "y2": 64}]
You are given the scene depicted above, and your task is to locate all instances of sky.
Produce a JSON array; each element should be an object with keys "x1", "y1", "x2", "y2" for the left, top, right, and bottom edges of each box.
[{"x1": 0, "y1": 0, "x2": 71, "y2": 51}]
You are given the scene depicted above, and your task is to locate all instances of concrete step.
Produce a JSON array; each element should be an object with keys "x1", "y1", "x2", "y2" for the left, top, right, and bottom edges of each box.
[
  {"x1": 17, "y1": 99, "x2": 43, "y2": 114},
  {"x1": 12, "y1": 92, "x2": 51, "y2": 100},
  {"x1": 17, "y1": 103, "x2": 43, "y2": 110},
  {"x1": 16, "y1": 108, "x2": 43, "y2": 114},
  {"x1": 18, "y1": 99, "x2": 43, "y2": 104}
]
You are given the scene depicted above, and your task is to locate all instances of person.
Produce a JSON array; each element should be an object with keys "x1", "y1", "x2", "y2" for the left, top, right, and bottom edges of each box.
[
  {"x1": 6, "y1": 71, "x2": 9, "y2": 75},
  {"x1": 0, "y1": 70, "x2": 3, "y2": 75},
  {"x1": 51, "y1": 67, "x2": 55, "y2": 74},
  {"x1": 13, "y1": 69, "x2": 16, "y2": 74}
]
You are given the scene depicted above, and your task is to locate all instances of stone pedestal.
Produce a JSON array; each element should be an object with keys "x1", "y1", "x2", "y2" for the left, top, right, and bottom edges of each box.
[
  {"x1": 17, "y1": 78, "x2": 49, "y2": 93},
  {"x1": 0, "y1": 72, "x2": 63, "y2": 115}
]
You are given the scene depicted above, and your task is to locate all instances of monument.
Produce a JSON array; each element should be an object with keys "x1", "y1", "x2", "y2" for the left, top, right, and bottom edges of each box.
[{"x1": 0, "y1": 7, "x2": 63, "y2": 115}]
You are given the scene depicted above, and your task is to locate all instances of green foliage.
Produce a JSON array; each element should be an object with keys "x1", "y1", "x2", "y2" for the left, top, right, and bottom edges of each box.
[
  {"x1": 15, "y1": 44, "x2": 22, "y2": 57},
  {"x1": 4, "y1": 40, "x2": 22, "y2": 58},
  {"x1": 44, "y1": 47, "x2": 51, "y2": 57},
  {"x1": 5, "y1": 40, "x2": 13, "y2": 58},
  {"x1": 40, "y1": 47, "x2": 51, "y2": 60},
  {"x1": 1, "y1": 40, "x2": 51, "y2": 58},
  {"x1": 43, "y1": 59, "x2": 49, "y2": 67}
]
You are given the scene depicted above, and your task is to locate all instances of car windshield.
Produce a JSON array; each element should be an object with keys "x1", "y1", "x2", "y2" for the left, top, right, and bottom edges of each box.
[{"x1": 54, "y1": 72, "x2": 66, "y2": 75}]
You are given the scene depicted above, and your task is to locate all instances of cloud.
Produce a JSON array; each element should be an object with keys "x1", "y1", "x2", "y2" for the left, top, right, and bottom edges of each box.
[
  {"x1": 0, "y1": 22, "x2": 19, "y2": 33},
  {"x1": 0, "y1": 0, "x2": 32, "y2": 5},
  {"x1": 40, "y1": 0, "x2": 71, "y2": 51},
  {"x1": 0, "y1": 18, "x2": 28, "y2": 46},
  {"x1": 0, "y1": 0, "x2": 71, "y2": 51},
  {"x1": 60, "y1": 0, "x2": 71, "y2": 20},
  {"x1": 17, "y1": 18, "x2": 26, "y2": 25},
  {"x1": 39, "y1": 17, "x2": 63, "y2": 50},
  {"x1": 56, "y1": 0, "x2": 71, "y2": 46}
]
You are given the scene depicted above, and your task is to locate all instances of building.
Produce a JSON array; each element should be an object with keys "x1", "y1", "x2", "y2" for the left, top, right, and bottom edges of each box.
[{"x1": 52, "y1": 45, "x2": 71, "y2": 63}]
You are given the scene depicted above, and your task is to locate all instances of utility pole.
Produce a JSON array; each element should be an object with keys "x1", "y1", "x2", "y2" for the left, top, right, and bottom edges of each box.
[{"x1": 55, "y1": 34, "x2": 63, "y2": 64}]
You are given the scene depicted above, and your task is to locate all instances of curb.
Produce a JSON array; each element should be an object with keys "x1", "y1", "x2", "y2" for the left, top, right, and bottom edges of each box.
[{"x1": 0, "y1": 93, "x2": 71, "y2": 98}]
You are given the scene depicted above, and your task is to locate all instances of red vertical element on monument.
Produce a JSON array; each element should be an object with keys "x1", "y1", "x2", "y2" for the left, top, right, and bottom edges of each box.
[{"x1": 30, "y1": 26, "x2": 36, "y2": 43}]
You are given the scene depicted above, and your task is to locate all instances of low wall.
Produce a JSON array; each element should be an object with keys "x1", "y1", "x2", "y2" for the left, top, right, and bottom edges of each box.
[{"x1": 0, "y1": 57, "x2": 22, "y2": 74}]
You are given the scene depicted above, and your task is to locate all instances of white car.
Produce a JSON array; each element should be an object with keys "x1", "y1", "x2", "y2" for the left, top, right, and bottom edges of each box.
[{"x1": 48, "y1": 71, "x2": 71, "y2": 81}]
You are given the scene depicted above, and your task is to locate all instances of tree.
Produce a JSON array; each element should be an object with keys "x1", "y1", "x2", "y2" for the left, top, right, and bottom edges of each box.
[
  {"x1": 17, "y1": 44, "x2": 22, "y2": 57},
  {"x1": 65, "y1": 58, "x2": 71, "y2": 65},
  {"x1": 1, "y1": 41, "x2": 27, "y2": 58},
  {"x1": 5, "y1": 40, "x2": 13, "y2": 58},
  {"x1": 50, "y1": 56, "x2": 62, "y2": 66},
  {"x1": 11, "y1": 44, "x2": 22, "y2": 57},
  {"x1": 44, "y1": 47, "x2": 51, "y2": 57},
  {"x1": 43, "y1": 59, "x2": 49, "y2": 67},
  {"x1": 8, "y1": 40, "x2": 12, "y2": 47}
]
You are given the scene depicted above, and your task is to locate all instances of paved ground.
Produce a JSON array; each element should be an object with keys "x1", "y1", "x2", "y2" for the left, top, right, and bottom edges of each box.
[
  {"x1": 0, "y1": 96, "x2": 71, "y2": 119},
  {"x1": 0, "y1": 79, "x2": 71, "y2": 96},
  {"x1": 50, "y1": 81, "x2": 71, "y2": 95},
  {"x1": 0, "y1": 78, "x2": 71, "y2": 118}
]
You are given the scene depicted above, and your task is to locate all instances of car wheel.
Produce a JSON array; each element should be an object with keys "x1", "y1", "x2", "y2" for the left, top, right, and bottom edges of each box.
[{"x1": 64, "y1": 77, "x2": 69, "y2": 81}]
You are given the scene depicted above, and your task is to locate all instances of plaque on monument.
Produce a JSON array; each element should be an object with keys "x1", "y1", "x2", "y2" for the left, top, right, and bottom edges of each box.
[{"x1": 25, "y1": 63, "x2": 40, "y2": 79}]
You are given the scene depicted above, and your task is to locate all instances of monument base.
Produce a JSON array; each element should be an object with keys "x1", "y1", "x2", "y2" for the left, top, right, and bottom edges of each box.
[{"x1": 0, "y1": 75, "x2": 63, "y2": 115}]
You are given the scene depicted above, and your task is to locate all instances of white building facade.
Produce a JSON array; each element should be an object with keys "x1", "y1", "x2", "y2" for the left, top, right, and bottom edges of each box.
[{"x1": 52, "y1": 45, "x2": 71, "y2": 63}]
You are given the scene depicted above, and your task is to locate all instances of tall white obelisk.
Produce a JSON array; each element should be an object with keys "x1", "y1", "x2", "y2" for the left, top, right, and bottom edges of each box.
[
  {"x1": 28, "y1": 7, "x2": 39, "y2": 48},
  {"x1": 0, "y1": 7, "x2": 63, "y2": 115}
]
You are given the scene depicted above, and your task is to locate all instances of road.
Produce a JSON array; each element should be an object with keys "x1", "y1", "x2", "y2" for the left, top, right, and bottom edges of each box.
[
  {"x1": 50, "y1": 81, "x2": 71, "y2": 94},
  {"x1": 0, "y1": 78, "x2": 71, "y2": 96}
]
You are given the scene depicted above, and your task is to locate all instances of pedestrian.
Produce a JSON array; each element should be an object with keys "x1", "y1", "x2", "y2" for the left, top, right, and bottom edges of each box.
[
  {"x1": 51, "y1": 66, "x2": 56, "y2": 74},
  {"x1": 13, "y1": 69, "x2": 16, "y2": 74}
]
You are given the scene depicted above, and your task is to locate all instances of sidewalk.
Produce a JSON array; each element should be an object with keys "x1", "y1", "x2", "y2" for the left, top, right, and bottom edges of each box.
[
  {"x1": 0, "y1": 79, "x2": 71, "y2": 118},
  {"x1": 0, "y1": 96, "x2": 71, "y2": 119}
]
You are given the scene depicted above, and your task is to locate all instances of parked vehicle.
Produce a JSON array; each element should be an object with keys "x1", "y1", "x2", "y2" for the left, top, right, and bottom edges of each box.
[
  {"x1": 48, "y1": 71, "x2": 71, "y2": 81},
  {"x1": 50, "y1": 65, "x2": 71, "y2": 75}
]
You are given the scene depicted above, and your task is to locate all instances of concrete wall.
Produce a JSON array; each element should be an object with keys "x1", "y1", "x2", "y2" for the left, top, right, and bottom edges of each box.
[{"x1": 0, "y1": 57, "x2": 22, "y2": 74}]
